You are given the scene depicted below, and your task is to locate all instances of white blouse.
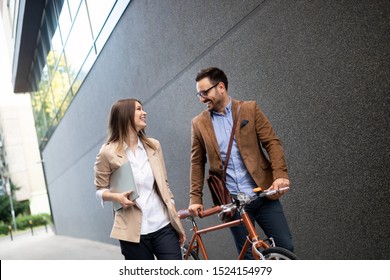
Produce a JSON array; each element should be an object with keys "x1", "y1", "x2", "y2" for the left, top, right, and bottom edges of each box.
[{"x1": 96, "y1": 139, "x2": 170, "y2": 235}]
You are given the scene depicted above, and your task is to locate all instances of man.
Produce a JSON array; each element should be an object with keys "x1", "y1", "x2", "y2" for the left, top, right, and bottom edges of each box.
[{"x1": 188, "y1": 67, "x2": 294, "y2": 258}]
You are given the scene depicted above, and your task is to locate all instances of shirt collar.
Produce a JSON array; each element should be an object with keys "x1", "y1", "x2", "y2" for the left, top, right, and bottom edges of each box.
[{"x1": 123, "y1": 138, "x2": 145, "y2": 151}]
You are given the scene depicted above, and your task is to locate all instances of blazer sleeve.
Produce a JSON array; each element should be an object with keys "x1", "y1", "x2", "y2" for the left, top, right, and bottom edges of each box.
[
  {"x1": 189, "y1": 117, "x2": 207, "y2": 205},
  {"x1": 254, "y1": 102, "x2": 289, "y2": 180},
  {"x1": 94, "y1": 145, "x2": 112, "y2": 190}
]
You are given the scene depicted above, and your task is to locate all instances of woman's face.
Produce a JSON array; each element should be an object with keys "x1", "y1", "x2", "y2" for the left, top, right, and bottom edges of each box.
[{"x1": 133, "y1": 101, "x2": 147, "y2": 132}]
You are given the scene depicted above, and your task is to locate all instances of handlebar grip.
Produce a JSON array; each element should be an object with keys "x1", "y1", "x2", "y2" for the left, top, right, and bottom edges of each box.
[
  {"x1": 199, "y1": 206, "x2": 222, "y2": 218},
  {"x1": 177, "y1": 209, "x2": 191, "y2": 219}
]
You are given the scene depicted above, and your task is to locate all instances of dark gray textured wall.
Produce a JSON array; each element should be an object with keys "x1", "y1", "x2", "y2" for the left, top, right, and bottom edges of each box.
[{"x1": 42, "y1": 0, "x2": 390, "y2": 259}]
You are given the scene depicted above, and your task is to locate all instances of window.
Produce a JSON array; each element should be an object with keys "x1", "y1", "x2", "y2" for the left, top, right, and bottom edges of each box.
[{"x1": 29, "y1": 0, "x2": 131, "y2": 149}]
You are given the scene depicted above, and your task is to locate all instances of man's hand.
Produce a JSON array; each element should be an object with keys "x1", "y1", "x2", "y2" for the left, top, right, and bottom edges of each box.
[
  {"x1": 267, "y1": 178, "x2": 290, "y2": 200},
  {"x1": 188, "y1": 204, "x2": 204, "y2": 217}
]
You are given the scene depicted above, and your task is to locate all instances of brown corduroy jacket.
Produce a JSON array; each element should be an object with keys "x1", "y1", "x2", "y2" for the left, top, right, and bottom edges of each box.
[{"x1": 190, "y1": 99, "x2": 289, "y2": 205}]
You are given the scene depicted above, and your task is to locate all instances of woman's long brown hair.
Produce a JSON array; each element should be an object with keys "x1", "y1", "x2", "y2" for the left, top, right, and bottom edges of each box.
[{"x1": 107, "y1": 99, "x2": 156, "y2": 152}]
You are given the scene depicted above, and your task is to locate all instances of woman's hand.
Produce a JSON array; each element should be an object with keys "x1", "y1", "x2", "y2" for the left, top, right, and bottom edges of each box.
[
  {"x1": 179, "y1": 233, "x2": 187, "y2": 247},
  {"x1": 116, "y1": 191, "x2": 136, "y2": 209}
]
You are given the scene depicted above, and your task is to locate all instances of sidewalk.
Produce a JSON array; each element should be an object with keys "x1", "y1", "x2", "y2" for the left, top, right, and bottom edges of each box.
[{"x1": 0, "y1": 226, "x2": 123, "y2": 260}]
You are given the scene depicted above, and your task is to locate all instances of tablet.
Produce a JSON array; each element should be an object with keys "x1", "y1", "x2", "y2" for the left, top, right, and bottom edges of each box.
[{"x1": 110, "y1": 161, "x2": 139, "y2": 211}]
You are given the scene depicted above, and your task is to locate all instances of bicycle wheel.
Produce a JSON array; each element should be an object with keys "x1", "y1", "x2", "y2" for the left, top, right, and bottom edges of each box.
[
  {"x1": 182, "y1": 244, "x2": 200, "y2": 260},
  {"x1": 261, "y1": 247, "x2": 299, "y2": 260}
]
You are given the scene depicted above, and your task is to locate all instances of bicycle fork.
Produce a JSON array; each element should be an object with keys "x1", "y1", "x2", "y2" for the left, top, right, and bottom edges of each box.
[
  {"x1": 184, "y1": 217, "x2": 206, "y2": 259},
  {"x1": 238, "y1": 208, "x2": 271, "y2": 260}
]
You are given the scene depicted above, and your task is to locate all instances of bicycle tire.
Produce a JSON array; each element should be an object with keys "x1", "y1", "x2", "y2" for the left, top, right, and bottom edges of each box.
[
  {"x1": 182, "y1": 244, "x2": 200, "y2": 260},
  {"x1": 260, "y1": 247, "x2": 299, "y2": 260}
]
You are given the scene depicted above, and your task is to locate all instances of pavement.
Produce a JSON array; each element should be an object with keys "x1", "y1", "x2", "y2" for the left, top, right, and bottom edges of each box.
[{"x1": 0, "y1": 226, "x2": 123, "y2": 260}]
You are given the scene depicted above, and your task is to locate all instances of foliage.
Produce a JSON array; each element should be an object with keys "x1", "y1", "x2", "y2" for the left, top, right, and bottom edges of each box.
[
  {"x1": 15, "y1": 213, "x2": 51, "y2": 230},
  {"x1": 0, "y1": 213, "x2": 51, "y2": 236},
  {"x1": 0, "y1": 222, "x2": 10, "y2": 235},
  {"x1": 0, "y1": 195, "x2": 30, "y2": 223},
  {"x1": 0, "y1": 195, "x2": 12, "y2": 222},
  {"x1": 0, "y1": 180, "x2": 30, "y2": 223}
]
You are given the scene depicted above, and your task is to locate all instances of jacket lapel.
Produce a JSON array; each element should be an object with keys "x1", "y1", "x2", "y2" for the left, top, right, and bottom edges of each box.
[
  {"x1": 144, "y1": 143, "x2": 163, "y2": 187},
  {"x1": 231, "y1": 99, "x2": 242, "y2": 148},
  {"x1": 111, "y1": 142, "x2": 128, "y2": 167},
  {"x1": 201, "y1": 110, "x2": 222, "y2": 161}
]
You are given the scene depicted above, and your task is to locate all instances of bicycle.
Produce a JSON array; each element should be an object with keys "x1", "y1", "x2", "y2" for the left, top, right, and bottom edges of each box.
[{"x1": 178, "y1": 187, "x2": 298, "y2": 260}]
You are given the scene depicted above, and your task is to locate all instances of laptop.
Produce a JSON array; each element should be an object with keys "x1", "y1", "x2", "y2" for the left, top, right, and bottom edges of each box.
[{"x1": 110, "y1": 161, "x2": 139, "y2": 211}]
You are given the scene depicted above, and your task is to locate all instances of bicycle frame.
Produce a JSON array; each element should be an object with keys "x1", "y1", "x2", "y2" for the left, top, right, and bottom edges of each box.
[{"x1": 180, "y1": 206, "x2": 271, "y2": 260}]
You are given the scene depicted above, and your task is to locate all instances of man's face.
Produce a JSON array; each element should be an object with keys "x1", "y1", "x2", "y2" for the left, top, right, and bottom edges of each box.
[{"x1": 196, "y1": 78, "x2": 224, "y2": 113}]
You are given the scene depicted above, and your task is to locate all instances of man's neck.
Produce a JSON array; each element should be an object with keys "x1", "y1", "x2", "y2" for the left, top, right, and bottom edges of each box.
[{"x1": 214, "y1": 96, "x2": 231, "y2": 115}]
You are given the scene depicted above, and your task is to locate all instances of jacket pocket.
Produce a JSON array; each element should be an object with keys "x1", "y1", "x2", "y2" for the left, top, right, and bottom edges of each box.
[{"x1": 113, "y1": 211, "x2": 128, "y2": 230}]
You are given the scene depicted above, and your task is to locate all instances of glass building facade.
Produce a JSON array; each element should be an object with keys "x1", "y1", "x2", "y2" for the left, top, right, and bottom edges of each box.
[{"x1": 27, "y1": 0, "x2": 130, "y2": 149}]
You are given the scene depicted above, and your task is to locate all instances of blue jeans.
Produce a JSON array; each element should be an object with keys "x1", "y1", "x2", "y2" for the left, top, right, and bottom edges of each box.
[{"x1": 229, "y1": 196, "x2": 294, "y2": 259}]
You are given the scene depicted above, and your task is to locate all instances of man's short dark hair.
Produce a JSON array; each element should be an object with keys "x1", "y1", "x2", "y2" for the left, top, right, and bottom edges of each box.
[{"x1": 195, "y1": 67, "x2": 229, "y2": 90}]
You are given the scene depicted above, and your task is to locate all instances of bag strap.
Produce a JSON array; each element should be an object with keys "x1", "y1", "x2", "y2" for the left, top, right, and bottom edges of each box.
[{"x1": 222, "y1": 101, "x2": 243, "y2": 180}]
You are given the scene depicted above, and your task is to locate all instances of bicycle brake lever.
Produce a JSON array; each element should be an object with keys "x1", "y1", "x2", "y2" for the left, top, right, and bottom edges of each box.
[{"x1": 221, "y1": 203, "x2": 236, "y2": 212}]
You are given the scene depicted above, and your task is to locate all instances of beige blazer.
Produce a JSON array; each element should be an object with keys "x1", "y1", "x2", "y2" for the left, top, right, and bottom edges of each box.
[
  {"x1": 94, "y1": 138, "x2": 185, "y2": 242},
  {"x1": 190, "y1": 99, "x2": 289, "y2": 205}
]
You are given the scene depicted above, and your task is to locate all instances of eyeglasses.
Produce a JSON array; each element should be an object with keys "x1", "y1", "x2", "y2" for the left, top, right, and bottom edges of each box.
[{"x1": 196, "y1": 83, "x2": 219, "y2": 99}]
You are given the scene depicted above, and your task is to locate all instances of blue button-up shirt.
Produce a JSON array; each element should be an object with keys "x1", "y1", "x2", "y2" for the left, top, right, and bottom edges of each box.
[{"x1": 211, "y1": 99, "x2": 256, "y2": 197}]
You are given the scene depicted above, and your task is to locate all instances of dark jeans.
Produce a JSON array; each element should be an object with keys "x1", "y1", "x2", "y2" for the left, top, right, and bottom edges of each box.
[
  {"x1": 119, "y1": 223, "x2": 182, "y2": 260},
  {"x1": 229, "y1": 196, "x2": 294, "y2": 259}
]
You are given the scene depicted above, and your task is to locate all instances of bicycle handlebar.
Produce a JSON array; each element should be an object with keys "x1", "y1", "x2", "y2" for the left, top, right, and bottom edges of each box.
[
  {"x1": 258, "y1": 187, "x2": 290, "y2": 197},
  {"x1": 177, "y1": 209, "x2": 191, "y2": 219},
  {"x1": 199, "y1": 206, "x2": 222, "y2": 218},
  {"x1": 178, "y1": 187, "x2": 290, "y2": 220},
  {"x1": 177, "y1": 206, "x2": 223, "y2": 219}
]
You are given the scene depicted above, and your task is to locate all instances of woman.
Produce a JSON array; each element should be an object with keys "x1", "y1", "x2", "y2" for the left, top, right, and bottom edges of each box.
[{"x1": 94, "y1": 98, "x2": 186, "y2": 260}]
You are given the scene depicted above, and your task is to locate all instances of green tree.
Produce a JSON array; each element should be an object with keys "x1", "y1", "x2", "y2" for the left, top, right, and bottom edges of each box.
[{"x1": 0, "y1": 182, "x2": 30, "y2": 224}]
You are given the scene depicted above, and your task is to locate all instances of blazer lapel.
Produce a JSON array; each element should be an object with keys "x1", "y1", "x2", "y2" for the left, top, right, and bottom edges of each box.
[
  {"x1": 144, "y1": 144, "x2": 163, "y2": 187},
  {"x1": 201, "y1": 110, "x2": 222, "y2": 161},
  {"x1": 231, "y1": 99, "x2": 243, "y2": 148},
  {"x1": 111, "y1": 142, "x2": 128, "y2": 167}
]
